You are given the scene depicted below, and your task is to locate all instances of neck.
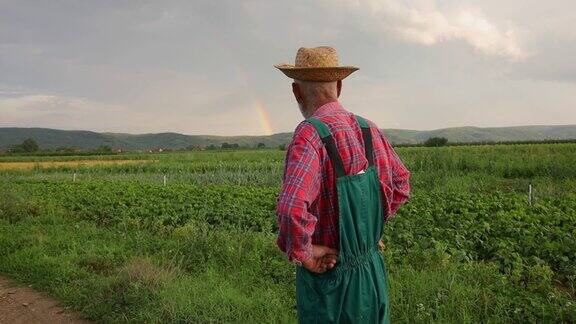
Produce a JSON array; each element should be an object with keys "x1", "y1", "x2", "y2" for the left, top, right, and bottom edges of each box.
[{"x1": 306, "y1": 97, "x2": 338, "y2": 117}]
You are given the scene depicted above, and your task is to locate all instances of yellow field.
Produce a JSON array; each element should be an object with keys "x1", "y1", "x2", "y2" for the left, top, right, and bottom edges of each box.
[{"x1": 0, "y1": 159, "x2": 154, "y2": 170}]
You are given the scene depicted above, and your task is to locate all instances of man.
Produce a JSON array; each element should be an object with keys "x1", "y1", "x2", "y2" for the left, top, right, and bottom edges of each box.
[{"x1": 274, "y1": 46, "x2": 411, "y2": 323}]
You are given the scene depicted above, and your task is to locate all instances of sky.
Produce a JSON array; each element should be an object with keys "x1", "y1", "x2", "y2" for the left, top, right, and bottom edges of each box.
[{"x1": 1, "y1": 0, "x2": 575, "y2": 136}]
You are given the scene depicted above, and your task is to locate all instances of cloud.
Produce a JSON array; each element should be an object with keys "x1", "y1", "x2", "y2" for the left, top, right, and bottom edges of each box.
[
  {"x1": 0, "y1": 88, "x2": 267, "y2": 136},
  {"x1": 0, "y1": 93, "x2": 132, "y2": 131},
  {"x1": 344, "y1": 0, "x2": 528, "y2": 61},
  {"x1": 0, "y1": 92, "x2": 57, "y2": 110},
  {"x1": 1, "y1": 1, "x2": 574, "y2": 135}
]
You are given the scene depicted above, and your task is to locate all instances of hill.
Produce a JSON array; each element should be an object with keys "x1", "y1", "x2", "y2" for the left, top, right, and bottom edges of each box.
[{"x1": 1, "y1": 125, "x2": 576, "y2": 151}]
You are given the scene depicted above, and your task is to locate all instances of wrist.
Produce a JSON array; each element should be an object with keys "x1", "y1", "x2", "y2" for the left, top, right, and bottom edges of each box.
[{"x1": 289, "y1": 248, "x2": 313, "y2": 266}]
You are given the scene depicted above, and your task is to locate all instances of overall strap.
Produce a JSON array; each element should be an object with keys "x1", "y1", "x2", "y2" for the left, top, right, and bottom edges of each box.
[
  {"x1": 306, "y1": 117, "x2": 346, "y2": 177},
  {"x1": 355, "y1": 115, "x2": 375, "y2": 167}
]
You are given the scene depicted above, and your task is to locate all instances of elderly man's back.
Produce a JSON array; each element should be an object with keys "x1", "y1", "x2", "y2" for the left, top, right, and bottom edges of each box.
[
  {"x1": 275, "y1": 46, "x2": 410, "y2": 323},
  {"x1": 276, "y1": 100, "x2": 410, "y2": 263}
]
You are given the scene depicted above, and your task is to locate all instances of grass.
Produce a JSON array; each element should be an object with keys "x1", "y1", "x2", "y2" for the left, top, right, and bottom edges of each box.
[
  {"x1": 0, "y1": 197, "x2": 295, "y2": 322},
  {"x1": 2, "y1": 200, "x2": 572, "y2": 323},
  {"x1": 0, "y1": 144, "x2": 575, "y2": 322}
]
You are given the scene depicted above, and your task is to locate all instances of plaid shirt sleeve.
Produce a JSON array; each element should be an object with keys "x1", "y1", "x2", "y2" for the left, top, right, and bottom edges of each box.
[
  {"x1": 377, "y1": 128, "x2": 411, "y2": 219},
  {"x1": 276, "y1": 123, "x2": 321, "y2": 264}
]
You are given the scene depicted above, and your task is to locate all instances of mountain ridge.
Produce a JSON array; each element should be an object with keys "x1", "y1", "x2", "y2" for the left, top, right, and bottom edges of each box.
[{"x1": 1, "y1": 124, "x2": 576, "y2": 150}]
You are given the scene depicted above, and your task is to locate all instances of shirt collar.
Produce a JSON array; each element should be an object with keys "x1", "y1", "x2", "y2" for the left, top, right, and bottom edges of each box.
[{"x1": 311, "y1": 100, "x2": 344, "y2": 118}]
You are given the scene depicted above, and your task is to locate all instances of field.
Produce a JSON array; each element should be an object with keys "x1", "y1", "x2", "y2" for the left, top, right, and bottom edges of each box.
[
  {"x1": 0, "y1": 159, "x2": 154, "y2": 170},
  {"x1": 0, "y1": 144, "x2": 575, "y2": 323}
]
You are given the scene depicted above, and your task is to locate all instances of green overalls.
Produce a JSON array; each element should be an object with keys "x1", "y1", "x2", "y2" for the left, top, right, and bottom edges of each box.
[{"x1": 296, "y1": 115, "x2": 390, "y2": 324}]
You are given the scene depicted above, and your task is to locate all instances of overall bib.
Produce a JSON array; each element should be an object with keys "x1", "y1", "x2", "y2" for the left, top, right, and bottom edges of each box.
[{"x1": 296, "y1": 115, "x2": 390, "y2": 324}]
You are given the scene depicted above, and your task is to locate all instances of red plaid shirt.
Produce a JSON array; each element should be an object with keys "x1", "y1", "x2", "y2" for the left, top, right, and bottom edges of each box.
[{"x1": 276, "y1": 101, "x2": 411, "y2": 263}]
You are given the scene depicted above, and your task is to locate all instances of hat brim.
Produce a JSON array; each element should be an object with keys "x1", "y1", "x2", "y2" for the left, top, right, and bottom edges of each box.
[{"x1": 274, "y1": 64, "x2": 359, "y2": 82}]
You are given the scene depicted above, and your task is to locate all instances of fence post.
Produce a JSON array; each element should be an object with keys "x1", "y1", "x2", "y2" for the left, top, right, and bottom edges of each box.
[
  {"x1": 73, "y1": 172, "x2": 76, "y2": 182},
  {"x1": 528, "y1": 182, "x2": 532, "y2": 206},
  {"x1": 163, "y1": 174, "x2": 167, "y2": 186}
]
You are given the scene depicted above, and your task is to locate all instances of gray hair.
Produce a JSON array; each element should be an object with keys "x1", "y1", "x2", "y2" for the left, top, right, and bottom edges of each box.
[{"x1": 294, "y1": 80, "x2": 338, "y2": 101}]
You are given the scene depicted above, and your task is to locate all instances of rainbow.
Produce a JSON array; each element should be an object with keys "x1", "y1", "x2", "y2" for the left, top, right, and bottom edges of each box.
[
  {"x1": 234, "y1": 66, "x2": 274, "y2": 135},
  {"x1": 203, "y1": 26, "x2": 275, "y2": 136},
  {"x1": 254, "y1": 99, "x2": 273, "y2": 136}
]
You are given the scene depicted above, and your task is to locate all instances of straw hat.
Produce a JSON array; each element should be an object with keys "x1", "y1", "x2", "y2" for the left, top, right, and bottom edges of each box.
[{"x1": 274, "y1": 46, "x2": 358, "y2": 82}]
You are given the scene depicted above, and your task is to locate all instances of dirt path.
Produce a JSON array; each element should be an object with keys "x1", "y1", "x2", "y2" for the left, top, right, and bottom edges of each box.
[{"x1": 0, "y1": 276, "x2": 91, "y2": 324}]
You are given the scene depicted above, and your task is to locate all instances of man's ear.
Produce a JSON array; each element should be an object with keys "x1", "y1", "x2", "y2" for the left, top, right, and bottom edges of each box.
[
  {"x1": 336, "y1": 80, "x2": 342, "y2": 98},
  {"x1": 292, "y1": 82, "x2": 304, "y2": 103}
]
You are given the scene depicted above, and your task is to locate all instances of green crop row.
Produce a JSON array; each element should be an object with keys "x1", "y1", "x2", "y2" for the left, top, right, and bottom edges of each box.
[{"x1": 0, "y1": 143, "x2": 575, "y2": 322}]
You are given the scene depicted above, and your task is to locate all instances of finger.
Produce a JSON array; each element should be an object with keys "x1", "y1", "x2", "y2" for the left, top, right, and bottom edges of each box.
[
  {"x1": 315, "y1": 264, "x2": 326, "y2": 274},
  {"x1": 321, "y1": 257, "x2": 336, "y2": 269},
  {"x1": 322, "y1": 253, "x2": 338, "y2": 261},
  {"x1": 324, "y1": 255, "x2": 337, "y2": 264},
  {"x1": 316, "y1": 245, "x2": 338, "y2": 256},
  {"x1": 319, "y1": 258, "x2": 331, "y2": 266},
  {"x1": 323, "y1": 254, "x2": 338, "y2": 264},
  {"x1": 303, "y1": 257, "x2": 322, "y2": 273},
  {"x1": 378, "y1": 240, "x2": 386, "y2": 251},
  {"x1": 325, "y1": 247, "x2": 339, "y2": 255}
]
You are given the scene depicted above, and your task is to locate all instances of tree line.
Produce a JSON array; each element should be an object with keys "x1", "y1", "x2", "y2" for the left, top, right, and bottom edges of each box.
[
  {"x1": 3, "y1": 138, "x2": 286, "y2": 155},
  {"x1": 395, "y1": 137, "x2": 576, "y2": 148},
  {"x1": 5, "y1": 136, "x2": 576, "y2": 156}
]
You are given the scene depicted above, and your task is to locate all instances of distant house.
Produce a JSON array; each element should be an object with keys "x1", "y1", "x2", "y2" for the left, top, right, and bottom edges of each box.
[
  {"x1": 186, "y1": 144, "x2": 203, "y2": 151},
  {"x1": 55, "y1": 147, "x2": 82, "y2": 153}
]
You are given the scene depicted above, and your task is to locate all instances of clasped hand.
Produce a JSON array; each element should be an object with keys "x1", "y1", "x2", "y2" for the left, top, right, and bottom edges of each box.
[
  {"x1": 302, "y1": 245, "x2": 339, "y2": 274},
  {"x1": 302, "y1": 240, "x2": 386, "y2": 274}
]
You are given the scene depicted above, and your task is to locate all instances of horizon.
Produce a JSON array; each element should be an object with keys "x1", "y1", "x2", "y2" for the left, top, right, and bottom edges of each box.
[
  {"x1": 3, "y1": 122, "x2": 576, "y2": 138},
  {"x1": 1, "y1": 1, "x2": 576, "y2": 136}
]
